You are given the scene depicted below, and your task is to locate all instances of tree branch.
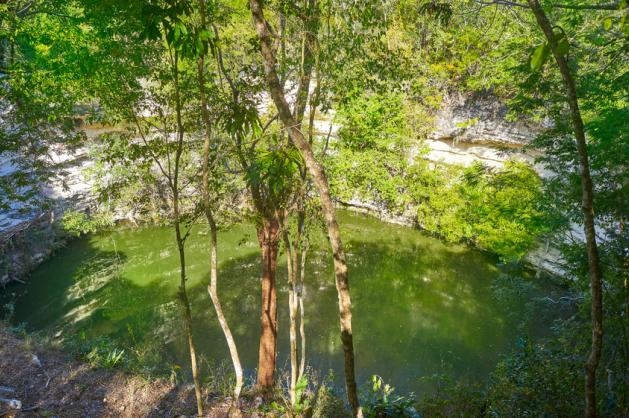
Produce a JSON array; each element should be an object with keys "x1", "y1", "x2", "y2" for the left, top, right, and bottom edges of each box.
[
  {"x1": 473, "y1": 0, "x2": 528, "y2": 8},
  {"x1": 554, "y1": 2, "x2": 620, "y2": 10},
  {"x1": 473, "y1": 0, "x2": 621, "y2": 11}
]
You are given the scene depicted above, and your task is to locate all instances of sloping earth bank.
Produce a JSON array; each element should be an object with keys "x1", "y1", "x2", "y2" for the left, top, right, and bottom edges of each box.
[{"x1": 0, "y1": 326, "x2": 253, "y2": 417}]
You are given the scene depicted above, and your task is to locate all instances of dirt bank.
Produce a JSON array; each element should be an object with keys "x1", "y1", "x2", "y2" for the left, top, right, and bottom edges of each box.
[{"x1": 0, "y1": 326, "x2": 250, "y2": 417}]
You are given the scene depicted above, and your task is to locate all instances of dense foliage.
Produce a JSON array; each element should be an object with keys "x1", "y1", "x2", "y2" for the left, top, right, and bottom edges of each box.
[
  {"x1": 412, "y1": 161, "x2": 547, "y2": 261},
  {"x1": 327, "y1": 92, "x2": 414, "y2": 211},
  {"x1": 327, "y1": 92, "x2": 547, "y2": 261},
  {"x1": 1, "y1": 0, "x2": 628, "y2": 416}
]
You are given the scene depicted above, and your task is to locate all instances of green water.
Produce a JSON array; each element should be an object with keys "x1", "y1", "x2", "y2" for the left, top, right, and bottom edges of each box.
[{"x1": 2, "y1": 211, "x2": 562, "y2": 395}]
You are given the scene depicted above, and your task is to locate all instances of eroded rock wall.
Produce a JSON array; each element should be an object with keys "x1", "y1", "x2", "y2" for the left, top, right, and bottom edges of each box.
[
  {"x1": 1, "y1": 94, "x2": 565, "y2": 284},
  {"x1": 0, "y1": 126, "x2": 99, "y2": 286},
  {"x1": 431, "y1": 92, "x2": 541, "y2": 146},
  {"x1": 0, "y1": 212, "x2": 59, "y2": 286},
  {"x1": 423, "y1": 92, "x2": 551, "y2": 175}
]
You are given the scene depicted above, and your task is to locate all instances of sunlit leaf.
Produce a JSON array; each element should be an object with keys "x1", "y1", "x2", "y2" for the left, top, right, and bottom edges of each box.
[
  {"x1": 603, "y1": 16, "x2": 613, "y2": 30},
  {"x1": 530, "y1": 43, "x2": 550, "y2": 71}
]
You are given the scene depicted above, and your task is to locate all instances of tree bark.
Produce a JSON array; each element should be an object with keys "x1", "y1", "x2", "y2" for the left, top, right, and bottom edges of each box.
[
  {"x1": 526, "y1": 2, "x2": 604, "y2": 417},
  {"x1": 196, "y1": 12, "x2": 245, "y2": 403},
  {"x1": 298, "y1": 240, "x2": 308, "y2": 378},
  {"x1": 282, "y1": 224, "x2": 299, "y2": 405},
  {"x1": 286, "y1": 1, "x2": 317, "y2": 401},
  {"x1": 206, "y1": 213, "x2": 245, "y2": 402},
  {"x1": 256, "y1": 219, "x2": 280, "y2": 390},
  {"x1": 174, "y1": 222, "x2": 204, "y2": 417},
  {"x1": 293, "y1": 0, "x2": 317, "y2": 127},
  {"x1": 248, "y1": 1, "x2": 362, "y2": 415},
  {"x1": 171, "y1": 50, "x2": 203, "y2": 417},
  {"x1": 208, "y1": 17, "x2": 281, "y2": 396}
]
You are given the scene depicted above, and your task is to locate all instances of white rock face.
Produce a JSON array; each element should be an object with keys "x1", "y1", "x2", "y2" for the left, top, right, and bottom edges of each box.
[
  {"x1": 0, "y1": 121, "x2": 104, "y2": 284},
  {"x1": 0, "y1": 140, "x2": 95, "y2": 232},
  {"x1": 0, "y1": 122, "x2": 110, "y2": 230},
  {"x1": 423, "y1": 93, "x2": 553, "y2": 174},
  {"x1": 1, "y1": 93, "x2": 568, "y2": 279},
  {"x1": 304, "y1": 92, "x2": 550, "y2": 173},
  {"x1": 432, "y1": 92, "x2": 543, "y2": 146},
  {"x1": 422, "y1": 138, "x2": 533, "y2": 168}
]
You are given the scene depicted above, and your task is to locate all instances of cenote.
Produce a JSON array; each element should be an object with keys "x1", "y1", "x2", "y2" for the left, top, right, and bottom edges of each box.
[{"x1": 2, "y1": 211, "x2": 566, "y2": 396}]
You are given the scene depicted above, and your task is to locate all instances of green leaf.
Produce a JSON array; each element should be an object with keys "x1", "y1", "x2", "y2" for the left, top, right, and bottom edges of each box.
[
  {"x1": 295, "y1": 376, "x2": 308, "y2": 398},
  {"x1": 199, "y1": 29, "x2": 213, "y2": 41},
  {"x1": 530, "y1": 43, "x2": 550, "y2": 71},
  {"x1": 556, "y1": 36, "x2": 569, "y2": 55},
  {"x1": 622, "y1": 14, "x2": 629, "y2": 35},
  {"x1": 603, "y1": 16, "x2": 613, "y2": 30},
  {"x1": 195, "y1": 36, "x2": 203, "y2": 56},
  {"x1": 552, "y1": 30, "x2": 569, "y2": 55}
]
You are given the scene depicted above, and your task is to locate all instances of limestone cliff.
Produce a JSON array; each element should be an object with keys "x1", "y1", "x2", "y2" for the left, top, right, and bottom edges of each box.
[
  {"x1": 423, "y1": 92, "x2": 549, "y2": 173},
  {"x1": 1, "y1": 94, "x2": 564, "y2": 284}
]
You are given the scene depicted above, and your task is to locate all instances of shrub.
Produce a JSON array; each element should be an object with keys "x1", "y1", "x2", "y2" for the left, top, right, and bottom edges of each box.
[
  {"x1": 486, "y1": 338, "x2": 583, "y2": 417},
  {"x1": 362, "y1": 375, "x2": 419, "y2": 418},
  {"x1": 416, "y1": 375, "x2": 486, "y2": 417},
  {"x1": 327, "y1": 92, "x2": 416, "y2": 212},
  {"x1": 411, "y1": 160, "x2": 548, "y2": 261},
  {"x1": 61, "y1": 210, "x2": 113, "y2": 237}
]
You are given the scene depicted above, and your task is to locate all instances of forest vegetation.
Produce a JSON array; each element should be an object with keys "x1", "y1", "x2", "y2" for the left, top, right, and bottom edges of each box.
[{"x1": 0, "y1": 0, "x2": 627, "y2": 417}]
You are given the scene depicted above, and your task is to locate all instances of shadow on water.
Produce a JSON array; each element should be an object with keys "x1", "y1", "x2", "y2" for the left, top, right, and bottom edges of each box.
[{"x1": 1, "y1": 212, "x2": 562, "y2": 396}]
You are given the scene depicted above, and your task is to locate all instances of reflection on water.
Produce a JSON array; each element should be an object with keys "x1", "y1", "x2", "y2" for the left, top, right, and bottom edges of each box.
[{"x1": 2, "y1": 211, "x2": 562, "y2": 395}]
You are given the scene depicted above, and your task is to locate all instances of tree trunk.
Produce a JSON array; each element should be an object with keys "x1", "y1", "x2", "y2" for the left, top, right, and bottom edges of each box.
[
  {"x1": 248, "y1": 1, "x2": 362, "y2": 415},
  {"x1": 196, "y1": 10, "x2": 245, "y2": 403},
  {"x1": 171, "y1": 50, "x2": 203, "y2": 417},
  {"x1": 527, "y1": 2, "x2": 604, "y2": 417},
  {"x1": 256, "y1": 219, "x2": 280, "y2": 390},
  {"x1": 298, "y1": 240, "x2": 308, "y2": 378},
  {"x1": 174, "y1": 224, "x2": 204, "y2": 417},
  {"x1": 282, "y1": 224, "x2": 300, "y2": 405},
  {"x1": 287, "y1": 0, "x2": 317, "y2": 398},
  {"x1": 206, "y1": 214, "x2": 245, "y2": 402},
  {"x1": 292, "y1": 0, "x2": 317, "y2": 126}
]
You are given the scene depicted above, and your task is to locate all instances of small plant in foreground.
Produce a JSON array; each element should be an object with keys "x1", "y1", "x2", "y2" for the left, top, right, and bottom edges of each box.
[
  {"x1": 68, "y1": 333, "x2": 126, "y2": 369},
  {"x1": 362, "y1": 375, "x2": 419, "y2": 418},
  {"x1": 201, "y1": 356, "x2": 238, "y2": 398},
  {"x1": 269, "y1": 376, "x2": 312, "y2": 416},
  {"x1": 311, "y1": 374, "x2": 349, "y2": 418},
  {"x1": 86, "y1": 346, "x2": 125, "y2": 368}
]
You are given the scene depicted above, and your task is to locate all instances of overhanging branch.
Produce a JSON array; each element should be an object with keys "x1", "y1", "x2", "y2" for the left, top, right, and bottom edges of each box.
[{"x1": 473, "y1": 0, "x2": 621, "y2": 11}]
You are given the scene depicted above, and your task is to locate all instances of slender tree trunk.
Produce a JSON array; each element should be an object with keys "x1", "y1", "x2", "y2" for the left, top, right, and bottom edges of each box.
[
  {"x1": 196, "y1": 6, "x2": 245, "y2": 403},
  {"x1": 282, "y1": 222, "x2": 300, "y2": 405},
  {"x1": 206, "y1": 213, "x2": 245, "y2": 402},
  {"x1": 256, "y1": 219, "x2": 280, "y2": 390},
  {"x1": 208, "y1": 26, "x2": 282, "y2": 392},
  {"x1": 284, "y1": 1, "x2": 317, "y2": 401},
  {"x1": 294, "y1": 52, "x2": 321, "y2": 383},
  {"x1": 172, "y1": 169, "x2": 203, "y2": 417},
  {"x1": 298, "y1": 240, "x2": 308, "y2": 378},
  {"x1": 527, "y1": 2, "x2": 604, "y2": 417},
  {"x1": 293, "y1": 0, "x2": 317, "y2": 126},
  {"x1": 174, "y1": 221, "x2": 204, "y2": 417},
  {"x1": 170, "y1": 50, "x2": 203, "y2": 417},
  {"x1": 249, "y1": 1, "x2": 362, "y2": 415}
]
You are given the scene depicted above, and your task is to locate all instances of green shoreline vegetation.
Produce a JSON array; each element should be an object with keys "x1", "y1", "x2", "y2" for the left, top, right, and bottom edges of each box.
[
  {"x1": 1, "y1": 0, "x2": 627, "y2": 416},
  {"x1": 3, "y1": 210, "x2": 570, "y2": 416}
]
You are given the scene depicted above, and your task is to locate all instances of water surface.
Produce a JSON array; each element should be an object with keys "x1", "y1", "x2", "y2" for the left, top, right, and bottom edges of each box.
[{"x1": 2, "y1": 211, "x2": 562, "y2": 395}]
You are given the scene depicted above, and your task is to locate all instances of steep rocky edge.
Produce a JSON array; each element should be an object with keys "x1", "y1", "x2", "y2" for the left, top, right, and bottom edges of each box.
[
  {"x1": 0, "y1": 93, "x2": 564, "y2": 285},
  {"x1": 340, "y1": 92, "x2": 565, "y2": 275},
  {"x1": 0, "y1": 127, "x2": 99, "y2": 286},
  {"x1": 425, "y1": 92, "x2": 547, "y2": 170}
]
